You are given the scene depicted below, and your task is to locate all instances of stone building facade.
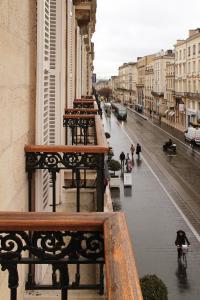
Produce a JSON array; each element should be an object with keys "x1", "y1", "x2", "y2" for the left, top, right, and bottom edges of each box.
[
  {"x1": 174, "y1": 28, "x2": 200, "y2": 128},
  {"x1": 116, "y1": 62, "x2": 137, "y2": 105},
  {"x1": 0, "y1": 0, "x2": 97, "y2": 298}
]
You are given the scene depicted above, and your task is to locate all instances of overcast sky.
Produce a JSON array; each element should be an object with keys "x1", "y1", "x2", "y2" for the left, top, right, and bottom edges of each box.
[{"x1": 92, "y1": 0, "x2": 200, "y2": 79}]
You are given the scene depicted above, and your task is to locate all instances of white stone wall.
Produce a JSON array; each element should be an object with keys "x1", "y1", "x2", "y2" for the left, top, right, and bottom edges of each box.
[{"x1": 0, "y1": 1, "x2": 36, "y2": 298}]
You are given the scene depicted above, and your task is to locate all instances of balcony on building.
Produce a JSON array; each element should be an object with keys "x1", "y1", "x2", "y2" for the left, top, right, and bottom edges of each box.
[
  {"x1": 185, "y1": 92, "x2": 200, "y2": 100},
  {"x1": 172, "y1": 91, "x2": 187, "y2": 98},
  {"x1": 0, "y1": 212, "x2": 143, "y2": 300},
  {"x1": 25, "y1": 114, "x2": 108, "y2": 214}
]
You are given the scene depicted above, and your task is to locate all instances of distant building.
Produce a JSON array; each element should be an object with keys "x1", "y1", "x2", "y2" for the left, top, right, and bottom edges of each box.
[
  {"x1": 116, "y1": 62, "x2": 137, "y2": 105},
  {"x1": 174, "y1": 28, "x2": 200, "y2": 128}
]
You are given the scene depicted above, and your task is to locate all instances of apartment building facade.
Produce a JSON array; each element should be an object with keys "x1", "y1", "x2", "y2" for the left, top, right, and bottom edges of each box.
[
  {"x1": 152, "y1": 50, "x2": 174, "y2": 117},
  {"x1": 144, "y1": 62, "x2": 154, "y2": 115},
  {"x1": 0, "y1": 0, "x2": 97, "y2": 298},
  {"x1": 136, "y1": 54, "x2": 155, "y2": 111},
  {"x1": 116, "y1": 62, "x2": 137, "y2": 105},
  {"x1": 174, "y1": 29, "x2": 200, "y2": 128}
]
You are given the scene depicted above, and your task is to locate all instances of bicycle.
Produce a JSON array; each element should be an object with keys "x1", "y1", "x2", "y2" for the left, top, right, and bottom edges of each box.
[{"x1": 177, "y1": 244, "x2": 189, "y2": 268}]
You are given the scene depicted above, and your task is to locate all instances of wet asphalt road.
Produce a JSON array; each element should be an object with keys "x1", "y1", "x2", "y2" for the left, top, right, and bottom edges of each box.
[{"x1": 103, "y1": 110, "x2": 200, "y2": 300}]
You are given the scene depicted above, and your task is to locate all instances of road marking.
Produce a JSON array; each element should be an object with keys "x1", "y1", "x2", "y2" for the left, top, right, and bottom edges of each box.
[{"x1": 121, "y1": 125, "x2": 200, "y2": 243}]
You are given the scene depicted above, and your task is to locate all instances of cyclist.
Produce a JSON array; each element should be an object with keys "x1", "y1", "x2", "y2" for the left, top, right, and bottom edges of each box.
[{"x1": 175, "y1": 230, "x2": 190, "y2": 259}]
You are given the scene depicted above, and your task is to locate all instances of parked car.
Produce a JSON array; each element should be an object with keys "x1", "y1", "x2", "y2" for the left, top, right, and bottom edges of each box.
[{"x1": 185, "y1": 127, "x2": 200, "y2": 145}]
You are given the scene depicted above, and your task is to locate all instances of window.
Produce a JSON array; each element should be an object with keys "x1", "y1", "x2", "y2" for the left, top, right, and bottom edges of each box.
[
  {"x1": 199, "y1": 43, "x2": 200, "y2": 54},
  {"x1": 183, "y1": 49, "x2": 186, "y2": 60},
  {"x1": 193, "y1": 44, "x2": 196, "y2": 55},
  {"x1": 188, "y1": 80, "x2": 191, "y2": 92},
  {"x1": 179, "y1": 50, "x2": 182, "y2": 60},
  {"x1": 193, "y1": 61, "x2": 196, "y2": 73},
  {"x1": 198, "y1": 102, "x2": 200, "y2": 111},
  {"x1": 192, "y1": 101, "x2": 195, "y2": 110},
  {"x1": 188, "y1": 46, "x2": 190, "y2": 57},
  {"x1": 193, "y1": 80, "x2": 196, "y2": 93},
  {"x1": 188, "y1": 62, "x2": 191, "y2": 73}
]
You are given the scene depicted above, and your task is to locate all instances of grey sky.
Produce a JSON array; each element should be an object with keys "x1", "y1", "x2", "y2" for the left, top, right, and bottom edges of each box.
[{"x1": 92, "y1": 0, "x2": 200, "y2": 79}]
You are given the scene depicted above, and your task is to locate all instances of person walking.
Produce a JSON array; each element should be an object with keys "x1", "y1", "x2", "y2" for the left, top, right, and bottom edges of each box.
[
  {"x1": 125, "y1": 153, "x2": 132, "y2": 172},
  {"x1": 119, "y1": 151, "x2": 125, "y2": 172},
  {"x1": 130, "y1": 144, "x2": 135, "y2": 161},
  {"x1": 136, "y1": 143, "x2": 142, "y2": 160}
]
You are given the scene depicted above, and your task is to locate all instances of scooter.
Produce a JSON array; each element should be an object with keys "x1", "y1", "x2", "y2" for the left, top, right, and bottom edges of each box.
[{"x1": 163, "y1": 142, "x2": 176, "y2": 153}]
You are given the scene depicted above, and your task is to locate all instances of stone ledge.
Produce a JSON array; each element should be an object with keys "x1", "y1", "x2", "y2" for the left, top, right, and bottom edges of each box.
[{"x1": 24, "y1": 290, "x2": 106, "y2": 300}]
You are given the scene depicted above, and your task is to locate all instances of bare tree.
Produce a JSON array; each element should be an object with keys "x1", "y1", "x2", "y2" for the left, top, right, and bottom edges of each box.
[{"x1": 98, "y1": 87, "x2": 112, "y2": 101}]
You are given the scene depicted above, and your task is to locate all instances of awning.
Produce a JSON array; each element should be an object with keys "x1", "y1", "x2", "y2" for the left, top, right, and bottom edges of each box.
[
  {"x1": 164, "y1": 109, "x2": 169, "y2": 114},
  {"x1": 171, "y1": 112, "x2": 175, "y2": 116},
  {"x1": 168, "y1": 111, "x2": 175, "y2": 116}
]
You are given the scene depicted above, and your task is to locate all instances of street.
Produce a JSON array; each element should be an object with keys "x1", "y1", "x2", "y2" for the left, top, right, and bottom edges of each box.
[{"x1": 103, "y1": 110, "x2": 200, "y2": 300}]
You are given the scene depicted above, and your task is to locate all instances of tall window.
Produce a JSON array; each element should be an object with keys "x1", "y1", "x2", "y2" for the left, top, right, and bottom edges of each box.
[
  {"x1": 188, "y1": 62, "x2": 191, "y2": 73},
  {"x1": 188, "y1": 46, "x2": 190, "y2": 57},
  {"x1": 193, "y1": 44, "x2": 196, "y2": 56},
  {"x1": 193, "y1": 61, "x2": 196, "y2": 73},
  {"x1": 183, "y1": 49, "x2": 186, "y2": 60},
  {"x1": 179, "y1": 50, "x2": 182, "y2": 60}
]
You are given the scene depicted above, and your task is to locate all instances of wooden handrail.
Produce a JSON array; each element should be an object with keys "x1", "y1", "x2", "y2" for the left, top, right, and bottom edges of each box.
[
  {"x1": 74, "y1": 100, "x2": 95, "y2": 104},
  {"x1": 63, "y1": 114, "x2": 96, "y2": 119},
  {"x1": 104, "y1": 213, "x2": 143, "y2": 300},
  {"x1": 95, "y1": 115, "x2": 108, "y2": 148},
  {"x1": 65, "y1": 108, "x2": 98, "y2": 113},
  {"x1": 24, "y1": 144, "x2": 109, "y2": 154},
  {"x1": 0, "y1": 212, "x2": 143, "y2": 299}
]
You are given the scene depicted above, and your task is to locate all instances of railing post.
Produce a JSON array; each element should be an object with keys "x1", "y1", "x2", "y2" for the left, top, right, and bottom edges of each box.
[
  {"x1": 76, "y1": 169, "x2": 80, "y2": 212},
  {"x1": 28, "y1": 171, "x2": 33, "y2": 212},
  {"x1": 99, "y1": 263, "x2": 104, "y2": 295},
  {"x1": 1, "y1": 263, "x2": 19, "y2": 300},
  {"x1": 96, "y1": 154, "x2": 105, "y2": 212},
  {"x1": 50, "y1": 170, "x2": 57, "y2": 212}
]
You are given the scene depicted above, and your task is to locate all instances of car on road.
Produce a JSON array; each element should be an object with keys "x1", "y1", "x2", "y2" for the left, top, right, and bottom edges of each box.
[{"x1": 184, "y1": 126, "x2": 200, "y2": 145}]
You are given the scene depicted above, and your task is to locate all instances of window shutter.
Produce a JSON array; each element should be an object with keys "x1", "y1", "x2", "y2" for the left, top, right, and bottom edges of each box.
[
  {"x1": 36, "y1": 0, "x2": 51, "y2": 212},
  {"x1": 67, "y1": 0, "x2": 73, "y2": 107}
]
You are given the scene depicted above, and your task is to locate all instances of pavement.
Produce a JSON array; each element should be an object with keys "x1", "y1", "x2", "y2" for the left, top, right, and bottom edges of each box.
[{"x1": 103, "y1": 111, "x2": 200, "y2": 300}]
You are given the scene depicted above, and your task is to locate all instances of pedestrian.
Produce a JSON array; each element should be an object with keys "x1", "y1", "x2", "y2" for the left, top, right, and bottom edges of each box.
[
  {"x1": 119, "y1": 151, "x2": 125, "y2": 172},
  {"x1": 130, "y1": 144, "x2": 135, "y2": 161},
  {"x1": 136, "y1": 143, "x2": 142, "y2": 160},
  {"x1": 125, "y1": 153, "x2": 132, "y2": 172}
]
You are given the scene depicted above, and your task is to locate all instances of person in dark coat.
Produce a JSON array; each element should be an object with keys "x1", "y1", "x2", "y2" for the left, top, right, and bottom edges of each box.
[
  {"x1": 119, "y1": 151, "x2": 126, "y2": 172},
  {"x1": 136, "y1": 143, "x2": 142, "y2": 160},
  {"x1": 175, "y1": 230, "x2": 190, "y2": 259}
]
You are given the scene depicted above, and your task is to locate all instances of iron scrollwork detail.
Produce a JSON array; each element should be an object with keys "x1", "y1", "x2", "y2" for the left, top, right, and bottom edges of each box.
[
  {"x1": 63, "y1": 117, "x2": 95, "y2": 128},
  {"x1": 26, "y1": 152, "x2": 100, "y2": 171},
  {"x1": 0, "y1": 231, "x2": 104, "y2": 262}
]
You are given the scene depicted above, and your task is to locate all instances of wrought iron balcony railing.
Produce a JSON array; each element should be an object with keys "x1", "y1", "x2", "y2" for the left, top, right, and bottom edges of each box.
[
  {"x1": 0, "y1": 212, "x2": 143, "y2": 300},
  {"x1": 185, "y1": 92, "x2": 200, "y2": 100},
  {"x1": 63, "y1": 114, "x2": 104, "y2": 146},
  {"x1": 25, "y1": 141, "x2": 108, "y2": 213},
  {"x1": 73, "y1": 100, "x2": 96, "y2": 109},
  {"x1": 172, "y1": 91, "x2": 187, "y2": 97}
]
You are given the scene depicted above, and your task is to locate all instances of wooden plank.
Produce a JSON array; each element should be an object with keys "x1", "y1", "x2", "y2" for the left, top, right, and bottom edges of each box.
[
  {"x1": 104, "y1": 213, "x2": 143, "y2": 300},
  {"x1": 24, "y1": 144, "x2": 109, "y2": 154},
  {"x1": 65, "y1": 108, "x2": 98, "y2": 113},
  {"x1": 95, "y1": 115, "x2": 108, "y2": 149},
  {"x1": 63, "y1": 114, "x2": 96, "y2": 119},
  {"x1": 0, "y1": 212, "x2": 113, "y2": 231}
]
